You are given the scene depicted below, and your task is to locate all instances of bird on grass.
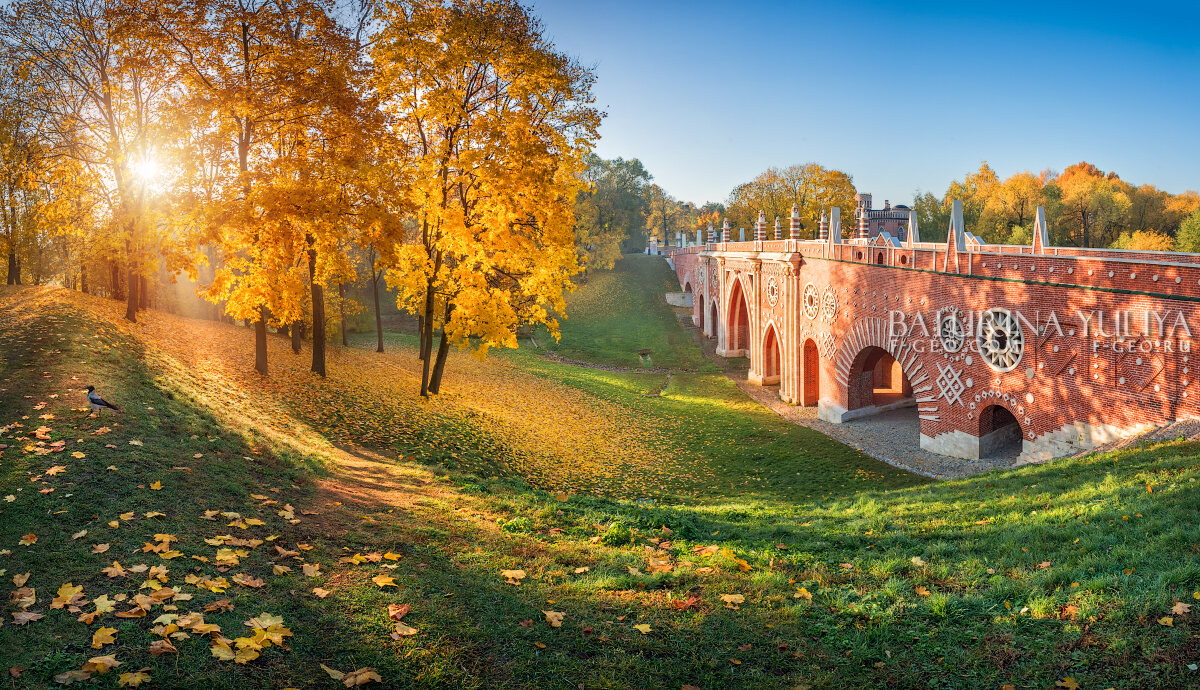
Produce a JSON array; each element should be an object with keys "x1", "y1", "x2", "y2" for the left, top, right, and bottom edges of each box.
[{"x1": 85, "y1": 385, "x2": 120, "y2": 415}]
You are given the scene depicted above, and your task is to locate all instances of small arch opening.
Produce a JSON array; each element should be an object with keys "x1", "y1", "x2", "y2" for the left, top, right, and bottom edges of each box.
[
  {"x1": 977, "y1": 405, "x2": 1024, "y2": 459},
  {"x1": 876, "y1": 252, "x2": 885, "y2": 265}
]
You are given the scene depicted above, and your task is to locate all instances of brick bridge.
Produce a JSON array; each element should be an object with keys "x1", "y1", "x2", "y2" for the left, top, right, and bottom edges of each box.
[{"x1": 667, "y1": 202, "x2": 1200, "y2": 461}]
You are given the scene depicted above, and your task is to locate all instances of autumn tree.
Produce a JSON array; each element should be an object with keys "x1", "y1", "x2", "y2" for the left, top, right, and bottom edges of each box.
[
  {"x1": 574, "y1": 154, "x2": 651, "y2": 265},
  {"x1": 1110, "y1": 230, "x2": 1175, "y2": 252},
  {"x1": 1, "y1": 0, "x2": 179, "y2": 320},
  {"x1": 160, "y1": 0, "x2": 366, "y2": 375},
  {"x1": 1176, "y1": 209, "x2": 1200, "y2": 254},
  {"x1": 373, "y1": 0, "x2": 601, "y2": 397},
  {"x1": 642, "y1": 183, "x2": 684, "y2": 246},
  {"x1": 725, "y1": 163, "x2": 856, "y2": 239},
  {"x1": 1052, "y1": 162, "x2": 1131, "y2": 248}
]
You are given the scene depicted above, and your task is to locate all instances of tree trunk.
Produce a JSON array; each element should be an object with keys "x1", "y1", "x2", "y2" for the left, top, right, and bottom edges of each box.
[
  {"x1": 419, "y1": 281, "x2": 436, "y2": 397},
  {"x1": 139, "y1": 274, "x2": 150, "y2": 311},
  {"x1": 338, "y1": 282, "x2": 348, "y2": 347},
  {"x1": 291, "y1": 322, "x2": 301, "y2": 354},
  {"x1": 308, "y1": 242, "x2": 326, "y2": 377},
  {"x1": 80, "y1": 261, "x2": 87, "y2": 293},
  {"x1": 110, "y1": 261, "x2": 122, "y2": 300},
  {"x1": 418, "y1": 314, "x2": 427, "y2": 361},
  {"x1": 429, "y1": 303, "x2": 454, "y2": 394},
  {"x1": 124, "y1": 262, "x2": 137, "y2": 323},
  {"x1": 5, "y1": 250, "x2": 16, "y2": 285},
  {"x1": 429, "y1": 329, "x2": 452, "y2": 394},
  {"x1": 254, "y1": 304, "x2": 268, "y2": 375},
  {"x1": 372, "y1": 267, "x2": 384, "y2": 353}
]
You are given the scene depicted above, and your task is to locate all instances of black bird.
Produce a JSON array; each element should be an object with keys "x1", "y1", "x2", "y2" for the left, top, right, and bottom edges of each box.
[{"x1": 85, "y1": 385, "x2": 120, "y2": 414}]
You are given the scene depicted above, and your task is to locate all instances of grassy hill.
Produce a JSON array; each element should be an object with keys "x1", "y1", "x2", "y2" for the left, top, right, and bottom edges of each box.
[
  {"x1": 3, "y1": 285, "x2": 1200, "y2": 689},
  {"x1": 538, "y1": 254, "x2": 710, "y2": 370}
]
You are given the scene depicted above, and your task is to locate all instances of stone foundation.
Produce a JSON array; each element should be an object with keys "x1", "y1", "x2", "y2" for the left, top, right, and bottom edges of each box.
[{"x1": 818, "y1": 396, "x2": 915, "y2": 424}]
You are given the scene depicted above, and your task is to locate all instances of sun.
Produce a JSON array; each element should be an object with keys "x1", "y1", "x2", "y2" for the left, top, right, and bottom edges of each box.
[{"x1": 129, "y1": 154, "x2": 165, "y2": 192}]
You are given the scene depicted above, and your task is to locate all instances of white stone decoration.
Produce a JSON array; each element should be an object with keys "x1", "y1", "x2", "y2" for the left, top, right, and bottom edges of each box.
[
  {"x1": 802, "y1": 282, "x2": 820, "y2": 320},
  {"x1": 936, "y1": 363, "x2": 966, "y2": 407},
  {"x1": 977, "y1": 308, "x2": 1025, "y2": 372},
  {"x1": 938, "y1": 308, "x2": 965, "y2": 353},
  {"x1": 821, "y1": 286, "x2": 839, "y2": 321},
  {"x1": 818, "y1": 331, "x2": 837, "y2": 359},
  {"x1": 766, "y1": 275, "x2": 780, "y2": 307},
  {"x1": 711, "y1": 268, "x2": 719, "y2": 287}
]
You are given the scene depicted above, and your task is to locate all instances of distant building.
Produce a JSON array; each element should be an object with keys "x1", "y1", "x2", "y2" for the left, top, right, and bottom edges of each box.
[{"x1": 854, "y1": 193, "x2": 911, "y2": 242}]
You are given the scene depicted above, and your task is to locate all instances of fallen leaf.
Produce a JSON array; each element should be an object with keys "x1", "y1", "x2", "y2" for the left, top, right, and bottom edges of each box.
[
  {"x1": 342, "y1": 667, "x2": 382, "y2": 686},
  {"x1": 118, "y1": 669, "x2": 151, "y2": 687},
  {"x1": 543, "y1": 610, "x2": 564, "y2": 628},
  {"x1": 92, "y1": 627, "x2": 117, "y2": 648},
  {"x1": 82, "y1": 655, "x2": 121, "y2": 674},
  {"x1": 500, "y1": 569, "x2": 526, "y2": 586},
  {"x1": 312, "y1": 587, "x2": 331, "y2": 598},
  {"x1": 371, "y1": 574, "x2": 397, "y2": 588},
  {"x1": 632, "y1": 623, "x2": 651, "y2": 634},
  {"x1": 720, "y1": 594, "x2": 745, "y2": 610}
]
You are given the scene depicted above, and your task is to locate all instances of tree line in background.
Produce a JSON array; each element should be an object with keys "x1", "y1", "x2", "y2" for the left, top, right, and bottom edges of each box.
[
  {"x1": 913, "y1": 161, "x2": 1200, "y2": 251},
  {"x1": 0, "y1": 0, "x2": 600, "y2": 396}
]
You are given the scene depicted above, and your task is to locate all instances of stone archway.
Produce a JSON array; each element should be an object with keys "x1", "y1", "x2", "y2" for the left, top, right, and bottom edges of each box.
[
  {"x1": 801, "y1": 338, "x2": 820, "y2": 406},
  {"x1": 976, "y1": 404, "x2": 1024, "y2": 458},
  {"x1": 725, "y1": 277, "x2": 750, "y2": 356},
  {"x1": 708, "y1": 299, "x2": 719, "y2": 338},
  {"x1": 846, "y1": 346, "x2": 914, "y2": 413},
  {"x1": 697, "y1": 295, "x2": 705, "y2": 330},
  {"x1": 762, "y1": 324, "x2": 781, "y2": 384}
]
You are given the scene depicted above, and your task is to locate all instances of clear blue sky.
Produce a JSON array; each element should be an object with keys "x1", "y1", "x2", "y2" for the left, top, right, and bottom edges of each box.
[{"x1": 529, "y1": 0, "x2": 1200, "y2": 207}]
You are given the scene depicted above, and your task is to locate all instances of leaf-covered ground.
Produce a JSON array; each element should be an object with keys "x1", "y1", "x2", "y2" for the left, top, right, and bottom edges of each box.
[{"x1": 2, "y1": 284, "x2": 1200, "y2": 689}]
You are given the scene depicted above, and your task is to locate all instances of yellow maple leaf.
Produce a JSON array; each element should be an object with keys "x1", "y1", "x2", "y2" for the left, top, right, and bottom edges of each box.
[
  {"x1": 1158, "y1": 616, "x2": 1174, "y2": 627},
  {"x1": 543, "y1": 610, "x2": 564, "y2": 627},
  {"x1": 92, "y1": 627, "x2": 118, "y2": 648},
  {"x1": 720, "y1": 593, "x2": 745, "y2": 610},
  {"x1": 1055, "y1": 678, "x2": 1081, "y2": 690},
  {"x1": 312, "y1": 587, "x2": 331, "y2": 598},
  {"x1": 19, "y1": 533, "x2": 37, "y2": 546},
  {"x1": 632, "y1": 623, "x2": 651, "y2": 634},
  {"x1": 372, "y1": 574, "x2": 398, "y2": 588},
  {"x1": 500, "y1": 569, "x2": 527, "y2": 585},
  {"x1": 118, "y1": 669, "x2": 151, "y2": 687},
  {"x1": 794, "y1": 587, "x2": 812, "y2": 601},
  {"x1": 149, "y1": 481, "x2": 162, "y2": 490},
  {"x1": 82, "y1": 654, "x2": 121, "y2": 674},
  {"x1": 1171, "y1": 601, "x2": 1192, "y2": 615}
]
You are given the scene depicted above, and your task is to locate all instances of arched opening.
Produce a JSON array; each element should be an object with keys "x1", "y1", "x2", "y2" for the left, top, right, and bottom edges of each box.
[
  {"x1": 725, "y1": 278, "x2": 750, "y2": 356},
  {"x1": 847, "y1": 346, "x2": 913, "y2": 412},
  {"x1": 683, "y1": 282, "x2": 692, "y2": 294},
  {"x1": 876, "y1": 251, "x2": 885, "y2": 265},
  {"x1": 697, "y1": 295, "x2": 705, "y2": 330},
  {"x1": 762, "y1": 325, "x2": 781, "y2": 384},
  {"x1": 708, "y1": 299, "x2": 719, "y2": 338},
  {"x1": 977, "y1": 405, "x2": 1024, "y2": 459},
  {"x1": 801, "y1": 338, "x2": 820, "y2": 406}
]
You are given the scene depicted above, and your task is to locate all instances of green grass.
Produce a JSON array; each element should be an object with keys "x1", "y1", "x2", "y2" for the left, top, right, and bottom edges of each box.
[
  {"x1": 539, "y1": 253, "x2": 710, "y2": 370},
  {"x1": 5, "y1": 285, "x2": 1200, "y2": 689}
]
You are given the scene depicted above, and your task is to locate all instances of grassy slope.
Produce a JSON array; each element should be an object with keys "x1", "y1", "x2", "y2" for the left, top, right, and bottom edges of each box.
[
  {"x1": 539, "y1": 254, "x2": 710, "y2": 370},
  {"x1": 3, "y1": 285, "x2": 1200, "y2": 689}
]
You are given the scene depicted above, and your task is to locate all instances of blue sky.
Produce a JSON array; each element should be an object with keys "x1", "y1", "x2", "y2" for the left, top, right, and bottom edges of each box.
[{"x1": 529, "y1": 0, "x2": 1200, "y2": 207}]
